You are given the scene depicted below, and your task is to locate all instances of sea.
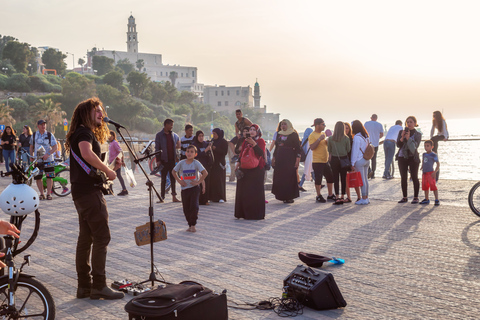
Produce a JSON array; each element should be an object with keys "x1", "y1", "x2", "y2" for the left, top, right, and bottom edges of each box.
[{"x1": 295, "y1": 118, "x2": 480, "y2": 181}]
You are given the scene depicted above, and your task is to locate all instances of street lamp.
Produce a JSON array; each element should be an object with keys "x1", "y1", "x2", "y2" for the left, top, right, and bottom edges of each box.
[
  {"x1": 66, "y1": 52, "x2": 75, "y2": 71},
  {"x1": 5, "y1": 94, "x2": 13, "y2": 107},
  {"x1": 1, "y1": 67, "x2": 8, "y2": 74}
]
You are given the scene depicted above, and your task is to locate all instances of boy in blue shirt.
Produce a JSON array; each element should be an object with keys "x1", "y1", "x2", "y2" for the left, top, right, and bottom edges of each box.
[
  {"x1": 172, "y1": 145, "x2": 208, "y2": 232},
  {"x1": 420, "y1": 140, "x2": 440, "y2": 205}
]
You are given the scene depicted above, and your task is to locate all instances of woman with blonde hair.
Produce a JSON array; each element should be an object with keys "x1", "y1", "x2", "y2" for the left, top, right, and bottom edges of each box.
[{"x1": 272, "y1": 119, "x2": 302, "y2": 203}]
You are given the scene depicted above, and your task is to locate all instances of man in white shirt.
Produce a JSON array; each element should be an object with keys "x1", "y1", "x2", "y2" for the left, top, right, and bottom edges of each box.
[
  {"x1": 363, "y1": 114, "x2": 384, "y2": 179},
  {"x1": 383, "y1": 120, "x2": 403, "y2": 179}
]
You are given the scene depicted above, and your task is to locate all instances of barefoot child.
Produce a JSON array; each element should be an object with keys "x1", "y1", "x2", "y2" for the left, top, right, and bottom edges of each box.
[
  {"x1": 172, "y1": 145, "x2": 208, "y2": 232},
  {"x1": 420, "y1": 140, "x2": 440, "y2": 205}
]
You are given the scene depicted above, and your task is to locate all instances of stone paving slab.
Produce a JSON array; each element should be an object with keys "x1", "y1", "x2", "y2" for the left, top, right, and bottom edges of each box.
[{"x1": 0, "y1": 172, "x2": 479, "y2": 319}]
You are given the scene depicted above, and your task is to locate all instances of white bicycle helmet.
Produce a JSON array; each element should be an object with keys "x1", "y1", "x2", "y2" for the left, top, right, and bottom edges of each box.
[{"x1": 0, "y1": 184, "x2": 40, "y2": 216}]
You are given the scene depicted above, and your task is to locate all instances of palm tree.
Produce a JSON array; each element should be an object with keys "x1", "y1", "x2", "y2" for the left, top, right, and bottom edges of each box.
[
  {"x1": 34, "y1": 99, "x2": 66, "y2": 134},
  {"x1": 78, "y1": 58, "x2": 85, "y2": 74},
  {"x1": 0, "y1": 103, "x2": 16, "y2": 127},
  {"x1": 136, "y1": 59, "x2": 144, "y2": 72},
  {"x1": 169, "y1": 71, "x2": 178, "y2": 87}
]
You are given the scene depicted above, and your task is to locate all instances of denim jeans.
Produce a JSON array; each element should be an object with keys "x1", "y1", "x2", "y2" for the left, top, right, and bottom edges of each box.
[
  {"x1": 354, "y1": 158, "x2": 370, "y2": 197},
  {"x1": 2, "y1": 149, "x2": 15, "y2": 172},
  {"x1": 383, "y1": 140, "x2": 396, "y2": 177}
]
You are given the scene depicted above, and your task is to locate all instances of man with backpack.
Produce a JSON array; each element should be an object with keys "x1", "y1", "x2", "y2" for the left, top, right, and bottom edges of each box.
[{"x1": 29, "y1": 119, "x2": 58, "y2": 200}]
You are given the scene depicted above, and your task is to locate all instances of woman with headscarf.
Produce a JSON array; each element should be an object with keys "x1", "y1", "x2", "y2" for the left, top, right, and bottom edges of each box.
[
  {"x1": 271, "y1": 119, "x2": 302, "y2": 203},
  {"x1": 235, "y1": 124, "x2": 266, "y2": 219},
  {"x1": 193, "y1": 130, "x2": 213, "y2": 205},
  {"x1": 299, "y1": 127, "x2": 313, "y2": 191},
  {"x1": 209, "y1": 128, "x2": 228, "y2": 202}
]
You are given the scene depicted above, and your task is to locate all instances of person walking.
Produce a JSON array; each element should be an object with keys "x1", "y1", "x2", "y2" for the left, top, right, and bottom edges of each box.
[
  {"x1": 30, "y1": 120, "x2": 58, "y2": 200},
  {"x1": 396, "y1": 116, "x2": 422, "y2": 204},
  {"x1": 328, "y1": 122, "x2": 351, "y2": 205},
  {"x1": 65, "y1": 97, "x2": 124, "y2": 300},
  {"x1": 180, "y1": 124, "x2": 194, "y2": 161},
  {"x1": 155, "y1": 119, "x2": 181, "y2": 202},
  {"x1": 235, "y1": 124, "x2": 266, "y2": 219},
  {"x1": 430, "y1": 111, "x2": 448, "y2": 154},
  {"x1": 209, "y1": 128, "x2": 228, "y2": 203},
  {"x1": 308, "y1": 118, "x2": 335, "y2": 203},
  {"x1": 363, "y1": 114, "x2": 384, "y2": 179},
  {"x1": 272, "y1": 119, "x2": 301, "y2": 203},
  {"x1": 1, "y1": 126, "x2": 16, "y2": 173},
  {"x1": 108, "y1": 131, "x2": 128, "y2": 196},
  {"x1": 192, "y1": 130, "x2": 213, "y2": 205},
  {"x1": 351, "y1": 120, "x2": 371, "y2": 205},
  {"x1": 18, "y1": 125, "x2": 33, "y2": 167},
  {"x1": 383, "y1": 120, "x2": 403, "y2": 179}
]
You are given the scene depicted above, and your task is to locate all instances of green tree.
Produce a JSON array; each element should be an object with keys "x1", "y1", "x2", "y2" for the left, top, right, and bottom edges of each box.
[
  {"x1": 163, "y1": 81, "x2": 178, "y2": 102},
  {"x1": 148, "y1": 82, "x2": 168, "y2": 104},
  {"x1": 34, "y1": 98, "x2": 66, "y2": 135},
  {"x1": 126, "y1": 71, "x2": 149, "y2": 97},
  {"x1": 0, "y1": 60, "x2": 15, "y2": 76},
  {"x1": 6, "y1": 73, "x2": 30, "y2": 92},
  {"x1": 136, "y1": 59, "x2": 144, "y2": 72},
  {"x1": 61, "y1": 72, "x2": 97, "y2": 117},
  {"x1": 103, "y1": 70, "x2": 124, "y2": 89},
  {"x1": 2, "y1": 41, "x2": 34, "y2": 74},
  {"x1": 168, "y1": 71, "x2": 178, "y2": 87},
  {"x1": 116, "y1": 58, "x2": 134, "y2": 75},
  {"x1": 5, "y1": 98, "x2": 29, "y2": 123},
  {"x1": 0, "y1": 35, "x2": 18, "y2": 60},
  {"x1": 42, "y1": 48, "x2": 67, "y2": 75},
  {"x1": 92, "y1": 55, "x2": 114, "y2": 76},
  {"x1": 0, "y1": 103, "x2": 15, "y2": 127},
  {"x1": 78, "y1": 58, "x2": 85, "y2": 73}
]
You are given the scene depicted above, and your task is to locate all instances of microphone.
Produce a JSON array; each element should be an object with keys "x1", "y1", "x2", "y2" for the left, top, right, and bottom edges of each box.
[{"x1": 103, "y1": 117, "x2": 125, "y2": 129}]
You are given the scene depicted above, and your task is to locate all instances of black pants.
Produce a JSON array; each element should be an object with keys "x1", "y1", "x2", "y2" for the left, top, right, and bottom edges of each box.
[
  {"x1": 115, "y1": 168, "x2": 126, "y2": 190},
  {"x1": 73, "y1": 190, "x2": 111, "y2": 289},
  {"x1": 368, "y1": 146, "x2": 379, "y2": 177},
  {"x1": 312, "y1": 162, "x2": 334, "y2": 186},
  {"x1": 330, "y1": 157, "x2": 348, "y2": 195},
  {"x1": 181, "y1": 186, "x2": 200, "y2": 227},
  {"x1": 398, "y1": 157, "x2": 420, "y2": 198},
  {"x1": 161, "y1": 160, "x2": 177, "y2": 198},
  {"x1": 431, "y1": 135, "x2": 445, "y2": 153}
]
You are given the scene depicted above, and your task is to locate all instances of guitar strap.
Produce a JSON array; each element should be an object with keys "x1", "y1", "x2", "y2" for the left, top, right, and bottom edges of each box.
[{"x1": 70, "y1": 149, "x2": 92, "y2": 174}]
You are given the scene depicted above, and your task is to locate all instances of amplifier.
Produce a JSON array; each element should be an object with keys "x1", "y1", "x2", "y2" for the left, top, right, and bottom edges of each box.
[{"x1": 283, "y1": 265, "x2": 347, "y2": 310}]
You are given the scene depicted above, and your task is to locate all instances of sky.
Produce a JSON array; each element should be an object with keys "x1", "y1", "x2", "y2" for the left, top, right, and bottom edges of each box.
[{"x1": 2, "y1": 0, "x2": 480, "y2": 127}]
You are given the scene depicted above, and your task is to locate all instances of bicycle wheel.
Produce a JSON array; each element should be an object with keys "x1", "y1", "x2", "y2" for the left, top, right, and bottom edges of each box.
[
  {"x1": 0, "y1": 275, "x2": 56, "y2": 319},
  {"x1": 52, "y1": 169, "x2": 71, "y2": 197},
  {"x1": 468, "y1": 181, "x2": 480, "y2": 217}
]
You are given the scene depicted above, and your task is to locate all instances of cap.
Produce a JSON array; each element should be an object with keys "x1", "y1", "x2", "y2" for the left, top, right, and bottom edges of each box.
[
  {"x1": 311, "y1": 118, "x2": 325, "y2": 127},
  {"x1": 298, "y1": 252, "x2": 331, "y2": 268},
  {"x1": 37, "y1": 119, "x2": 47, "y2": 125}
]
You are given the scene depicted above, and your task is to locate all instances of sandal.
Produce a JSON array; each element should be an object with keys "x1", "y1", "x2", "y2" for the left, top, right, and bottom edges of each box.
[
  {"x1": 411, "y1": 198, "x2": 419, "y2": 204},
  {"x1": 39, "y1": 195, "x2": 45, "y2": 200},
  {"x1": 46, "y1": 195, "x2": 53, "y2": 200},
  {"x1": 333, "y1": 199, "x2": 344, "y2": 205},
  {"x1": 398, "y1": 198, "x2": 408, "y2": 203},
  {"x1": 343, "y1": 198, "x2": 352, "y2": 203}
]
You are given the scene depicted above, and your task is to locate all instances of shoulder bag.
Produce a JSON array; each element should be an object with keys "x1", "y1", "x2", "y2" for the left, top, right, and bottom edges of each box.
[{"x1": 240, "y1": 144, "x2": 260, "y2": 169}]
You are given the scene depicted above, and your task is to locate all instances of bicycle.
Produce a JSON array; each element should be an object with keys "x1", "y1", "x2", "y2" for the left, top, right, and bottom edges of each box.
[
  {"x1": 0, "y1": 163, "x2": 56, "y2": 319},
  {"x1": 19, "y1": 149, "x2": 71, "y2": 197},
  {"x1": 468, "y1": 181, "x2": 480, "y2": 217}
]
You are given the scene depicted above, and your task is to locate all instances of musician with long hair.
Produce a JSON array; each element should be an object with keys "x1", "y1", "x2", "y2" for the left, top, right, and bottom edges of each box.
[{"x1": 65, "y1": 97, "x2": 124, "y2": 300}]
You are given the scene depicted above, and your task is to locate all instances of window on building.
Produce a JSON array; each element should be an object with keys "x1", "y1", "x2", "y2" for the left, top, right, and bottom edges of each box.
[
  {"x1": 227, "y1": 91, "x2": 230, "y2": 96},
  {"x1": 192, "y1": 71, "x2": 195, "y2": 77},
  {"x1": 218, "y1": 101, "x2": 221, "y2": 106},
  {"x1": 215, "y1": 91, "x2": 218, "y2": 96},
  {"x1": 160, "y1": 72, "x2": 163, "y2": 76},
  {"x1": 236, "y1": 90, "x2": 240, "y2": 95},
  {"x1": 225, "y1": 101, "x2": 228, "y2": 106},
  {"x1": 181, "y1": 73, "x2": 183, "y2": 77},
  {"x1": 235, "y1": 101, "x2": 241, "y2": 106},
  {"x1": 221, "y1": 91, "x2": 224, "y2": 96}
]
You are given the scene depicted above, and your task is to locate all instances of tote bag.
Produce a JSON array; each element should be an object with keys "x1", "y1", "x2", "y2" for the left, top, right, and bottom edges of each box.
[{"x1": 347, "y1": 171, "x2": 363, "y2": 188}]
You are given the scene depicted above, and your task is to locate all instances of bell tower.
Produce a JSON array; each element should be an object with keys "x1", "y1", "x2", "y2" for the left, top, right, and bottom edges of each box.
[
  {"x1": 254, "y1": 79, "x2": 261, "y2": 109},
  {"x1": 127, "y1": 14, "x2": 138, "y2": 53}
]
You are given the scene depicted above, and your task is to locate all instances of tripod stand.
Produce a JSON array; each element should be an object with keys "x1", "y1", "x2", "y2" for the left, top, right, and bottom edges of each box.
[{"x1": 114, "y1": 126, "x2": 167, "y2": 287}]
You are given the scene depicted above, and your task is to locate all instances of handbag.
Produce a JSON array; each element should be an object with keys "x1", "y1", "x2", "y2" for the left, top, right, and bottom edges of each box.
[
  {"x1": 347, "y1": 171, "x2": 363, "y2": 188},
  {"x1": 332, "y1": 140, "x2": 351, "y2": 170},
  {"x1": 240, "y1": 145, "x2": 260, "y2": 169}
]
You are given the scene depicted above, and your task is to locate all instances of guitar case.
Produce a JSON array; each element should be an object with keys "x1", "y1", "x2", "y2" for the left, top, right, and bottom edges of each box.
[{"x1": 125, "y1": 281, "x2": 228, "y2": 320}]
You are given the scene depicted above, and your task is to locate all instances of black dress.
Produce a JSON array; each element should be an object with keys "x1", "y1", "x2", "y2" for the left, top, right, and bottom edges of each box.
[
  {"x1": 272, "y1": 132, "x2": 301, "y2": 201},
  {"x1": 209, "y1": 134, "x2": 228, "y2": 202},
  {"x1": 235, "y1": 139, "x2": 266, "y2": 220},
  {"x1": 193, "y1": 140, "x2": 213, "y2": 205}
]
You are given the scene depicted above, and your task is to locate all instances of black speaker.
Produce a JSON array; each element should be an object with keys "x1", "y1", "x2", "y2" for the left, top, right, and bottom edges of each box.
[{"x1": 283, "y1": 265, "x2": 347, "y2": 310}]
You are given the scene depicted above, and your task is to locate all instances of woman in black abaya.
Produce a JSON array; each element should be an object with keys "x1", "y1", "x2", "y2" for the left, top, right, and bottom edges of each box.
[
  {"x1": 209, "y1": 128, "x2": 228, "y2": 202},
  {"x1": 235, "y1": 124, "x2": 266, "y2": 220},
  {"x1": 272, "y1": 119, "x2": 301, "y2": 203},
  {"x1": 193, "y1": 130, "x2": 213, "y2": 205}
]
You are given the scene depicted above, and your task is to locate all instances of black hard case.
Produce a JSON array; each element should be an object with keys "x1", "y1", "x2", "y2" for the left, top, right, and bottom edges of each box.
[{"x1": 125, "y1": 282, "x2": 228, "y2": 320}]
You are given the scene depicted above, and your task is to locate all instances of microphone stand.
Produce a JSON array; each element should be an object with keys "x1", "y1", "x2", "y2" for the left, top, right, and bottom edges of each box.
[{"x1": 113, "y1": 125, "x2": 167, "y2": 287}]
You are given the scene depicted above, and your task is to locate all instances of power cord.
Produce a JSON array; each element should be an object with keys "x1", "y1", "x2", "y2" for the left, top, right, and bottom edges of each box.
[{"x1": 228, "y1": 296, "x2": 304, "y2": 317}]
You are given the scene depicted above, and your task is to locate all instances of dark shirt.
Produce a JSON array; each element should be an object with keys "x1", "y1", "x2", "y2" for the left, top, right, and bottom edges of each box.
[
  {"x1": 1, "y1": 135, "x2": 16, "y2": 150},
  {"x1": 166, "y1": 131, "x2": 174, "y2": 162},
  {"x1": 19, "y1": 134, "x2": 31, "y2": 148},
  {"x1": 70, "y1": 126, "x2": 101, "y2": 199}
]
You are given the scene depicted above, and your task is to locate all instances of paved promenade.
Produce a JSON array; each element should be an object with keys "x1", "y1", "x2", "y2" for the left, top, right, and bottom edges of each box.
[{"x1": 0, "y1": 172, "x2": 479, "y2": 319}]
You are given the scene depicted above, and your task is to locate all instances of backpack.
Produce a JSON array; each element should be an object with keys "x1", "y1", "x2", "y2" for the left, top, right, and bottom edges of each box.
[
  {"x1": 360, "y1": 136, "x2": 375, "y2": 160},
  {"x1": 240, "y1": 144, "x2": 260, "y2": 169}
]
